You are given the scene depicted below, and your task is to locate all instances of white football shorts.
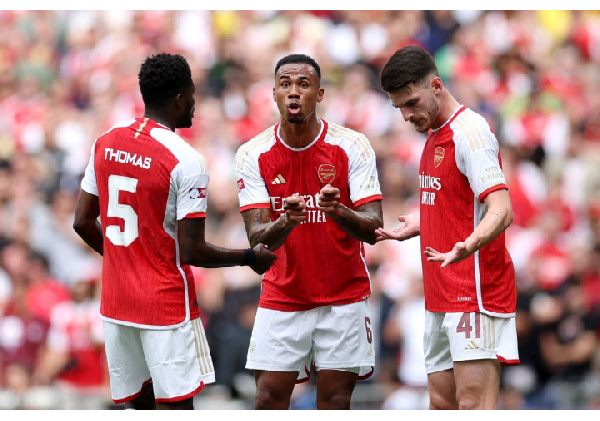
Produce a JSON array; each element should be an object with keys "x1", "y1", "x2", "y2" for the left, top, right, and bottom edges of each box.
[
  {"x1": 246, "y1": 299, "x2": 375, "y2": 382},
  {"x1": 103, "y1": 317, "x2": 215, "y2": 403},
  {"x1": 424, "y1": 310, "x2": 520, "y2": 374}
]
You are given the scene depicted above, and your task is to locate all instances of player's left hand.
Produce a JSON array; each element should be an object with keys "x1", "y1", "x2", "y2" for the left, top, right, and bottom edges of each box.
[
  {"x1": 317, "y1": 184, "x2": 341, "y2": 215},
  {"x1": 424, "y1": 242, "x2": 471, "y2": 267}
]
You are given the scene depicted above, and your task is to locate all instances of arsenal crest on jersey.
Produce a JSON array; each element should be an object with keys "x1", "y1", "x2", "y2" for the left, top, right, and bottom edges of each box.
[
  {"x1": 434, "y1": 147, "x2": 445, "y2": 168},
  {"x1": 318, "y1": 164, "x2": 336, "y2": 184}
]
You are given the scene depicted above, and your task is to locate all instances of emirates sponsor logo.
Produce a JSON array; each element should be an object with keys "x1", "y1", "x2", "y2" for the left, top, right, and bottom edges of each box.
[
  {"x1": 434, "y1": 147, "x2": 445, "y2": 168},
  {"x1": 318, "y1": 164, "x2": 336, "y2": 184}
]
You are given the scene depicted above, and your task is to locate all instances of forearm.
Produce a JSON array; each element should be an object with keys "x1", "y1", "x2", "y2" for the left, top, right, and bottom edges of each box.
[
  {"x1": 73, "y1": 219, "x2": 104, "y2": 256},
  {"x1": 326, "y1": 204, "x2": 382, "y2": 244},
  {"x1": 464, "y1": 208, "x2": 512, "y2": 254},
  {"x1": 184, "y1": 243, "x2": 249, "y2": 268},
  {"x1": 248, "y1": 213, "x2": 294, "y2": 250}
]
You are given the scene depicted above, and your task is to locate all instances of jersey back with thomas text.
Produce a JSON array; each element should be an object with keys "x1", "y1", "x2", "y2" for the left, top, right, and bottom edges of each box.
[{"x1": 81, "y1": 117, "x2": 207, "y2": 328}]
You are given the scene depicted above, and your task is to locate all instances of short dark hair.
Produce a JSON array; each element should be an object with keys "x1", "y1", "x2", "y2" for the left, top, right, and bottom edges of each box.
[
  {"x1": 138, "y1": 53, "x2": 192, "y2": 106},
  {"x1": 380, "y1": 45, "x2": 438, "y2": 93},
  {"x1": 275, "y1": 54, "x2": 321, "y2": 80}
]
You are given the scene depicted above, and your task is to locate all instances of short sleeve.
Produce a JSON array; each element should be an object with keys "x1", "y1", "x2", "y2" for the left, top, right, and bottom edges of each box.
[{"x1": 80, "y1": 141, "x2": 99, "y2": 196}]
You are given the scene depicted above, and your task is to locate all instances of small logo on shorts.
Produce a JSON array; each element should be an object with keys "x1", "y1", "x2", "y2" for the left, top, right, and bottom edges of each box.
[
  {"x1": 465, "y1": 340, "x2": 479, "y2": 350},
  {"x1": 248, "y1": 340, "x2": 256, "y2": 358}
]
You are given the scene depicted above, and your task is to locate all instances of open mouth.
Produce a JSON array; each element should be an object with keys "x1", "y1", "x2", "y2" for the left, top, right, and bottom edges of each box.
[{"x1": 288, "y1": 103, "x2": 300, "y2": 114}]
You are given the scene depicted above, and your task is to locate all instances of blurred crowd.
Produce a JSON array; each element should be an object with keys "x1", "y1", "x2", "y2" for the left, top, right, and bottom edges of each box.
[{"x1": 1, "y1": 9, "x2": 600, "y2": 410}]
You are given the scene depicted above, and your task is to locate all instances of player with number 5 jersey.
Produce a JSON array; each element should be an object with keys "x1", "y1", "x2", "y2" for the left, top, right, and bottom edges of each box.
[{"x1": 74, "y1": 53, "x2": 276, "y2": 410}]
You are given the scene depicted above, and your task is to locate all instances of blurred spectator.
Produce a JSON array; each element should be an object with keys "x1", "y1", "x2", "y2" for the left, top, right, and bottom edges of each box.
[{"x1": 0, "y1": 9, "x2": 599, "y2": 409}]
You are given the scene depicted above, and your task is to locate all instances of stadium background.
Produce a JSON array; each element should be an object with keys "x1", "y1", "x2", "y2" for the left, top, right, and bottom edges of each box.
[{"x1": 0, "y1": 9, "x2": 599, "y2": 410}]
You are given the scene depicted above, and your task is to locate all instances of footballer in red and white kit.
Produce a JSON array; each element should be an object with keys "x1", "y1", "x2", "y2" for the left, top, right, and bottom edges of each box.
[
  {"x1": 80, "y1": 117, "x2": 215, "y2": 402},
  {"x1": 418, "y1": 105, "x2": 516, "y2": 317},
  {"x1": 235, "y1": 119, "x2": 382, "y2": 311},
  {"x1": 81, "y1": 117, "x2": 205, "y2": 328}
]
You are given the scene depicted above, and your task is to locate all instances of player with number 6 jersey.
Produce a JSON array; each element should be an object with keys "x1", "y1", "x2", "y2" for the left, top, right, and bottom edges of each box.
[{"x1": 234, "y1": 53, "x2": 383, "y2": 410}]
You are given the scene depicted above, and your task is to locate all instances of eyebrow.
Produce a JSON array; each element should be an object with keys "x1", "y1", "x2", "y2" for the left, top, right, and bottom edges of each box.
[{"x1": 279, "y1": 74, "x2": 311, "y2": 80}]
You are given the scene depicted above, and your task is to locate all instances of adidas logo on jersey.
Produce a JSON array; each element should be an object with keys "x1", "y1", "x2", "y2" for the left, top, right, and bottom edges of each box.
[
  {"x1": 465, "y1": 340, "x2": 479, "y2": 350},
  {"x1": 271, "y1": 174, "x2": 286, "y2": 184}
]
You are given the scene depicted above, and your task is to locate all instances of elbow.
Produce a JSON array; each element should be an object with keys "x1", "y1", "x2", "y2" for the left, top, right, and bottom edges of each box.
[
  {"x1": 505, "y1": 208, "x2": 515, "y2": 229},
  {"x1": 73, "y1": 218, "x2": 85, "y2": 236}
]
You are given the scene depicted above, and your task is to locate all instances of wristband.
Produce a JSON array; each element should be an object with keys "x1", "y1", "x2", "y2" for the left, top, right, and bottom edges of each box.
[{"x1": 243, "y1": 248, "x2": 256, "y2": 266}]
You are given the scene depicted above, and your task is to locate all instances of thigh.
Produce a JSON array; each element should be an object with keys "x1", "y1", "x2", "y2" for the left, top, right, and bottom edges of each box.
[
  {"x1": 315, "y1": 369, "x2": 358, "y2": 410},
  {"x1": 313, "y1": 300, "x2": 375, "y2": 379},
  {"x1": 453, "y1": 359, "x2": 501, "y2": 409},
  {"x1": 246, "y1": 307, "x2": 316, "y2": 376},
  {"x1": 142, "y1": 318, "x2": 215, "y2": 402},
  {"x1": 103, "y1": 320, "x2": 152, "y2": 404},
  {"x1": 427, "y1": 369, "x2": 458, "y2": 410}
]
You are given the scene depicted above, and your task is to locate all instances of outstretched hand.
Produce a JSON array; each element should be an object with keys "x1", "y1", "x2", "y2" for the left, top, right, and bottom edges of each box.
[
  {"x1": 375, "y1": 214, "x2": 420, "y2": 242},
  {"x1": 424, "y1": 242, "x2": 471, "y2": 267},
  {"x1": 251, "y1": 243, "x2": 277, "y2": 275}
]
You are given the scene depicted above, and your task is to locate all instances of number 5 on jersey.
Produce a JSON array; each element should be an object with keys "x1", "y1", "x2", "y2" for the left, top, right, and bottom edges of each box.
[{"x1": 106, "y1": 175, "x2": 139, "y2": 247}]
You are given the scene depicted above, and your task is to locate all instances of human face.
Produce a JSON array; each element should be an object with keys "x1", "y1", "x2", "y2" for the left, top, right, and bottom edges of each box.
[
  {"x1": 273, "y1": 63, "x2": 323, "y2": 124},
  {"x1": 176, "y1": 81, "x2": 196, "y2": 129},
  {"x1": 386, "y1": 77, "x2": 440, "y2": 133}
]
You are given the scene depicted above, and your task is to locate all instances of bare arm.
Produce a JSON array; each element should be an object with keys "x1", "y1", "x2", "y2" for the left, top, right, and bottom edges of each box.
[
  {"x1": 241, "y1": 193, "x2": 306, "y2": 251},
  {"x1": 178, "y1": 217, "x2": 275, "y2": 273},
  {"x1": 375, "y1": 214, "x2": 421, "y2": 242},
  {"x1": 424, "y1": 188, "x2": 514, "y2": 267},
  {"x1": 73, "y1": 189, "x2": 103, "y2": 256},
  {"x1": 317, "y1": 184, "x2": 383, "y2": 245}
]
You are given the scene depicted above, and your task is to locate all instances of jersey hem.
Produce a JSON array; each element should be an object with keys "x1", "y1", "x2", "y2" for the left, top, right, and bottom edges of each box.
[
  {"x1": 100, "y1": 314, "x2": 199, "y2": 330},
  {"x1": 424, "y1": 308, "x2": 515, "y2": 318},
  {"x1": 259, "y1": 295, "x2": 370, "y2": 312}
]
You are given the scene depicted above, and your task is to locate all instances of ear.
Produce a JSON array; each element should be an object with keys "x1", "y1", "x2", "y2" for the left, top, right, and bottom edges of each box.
[
  {"x1": 316, "y1": 87, "x2": 325, "y2": 104},
  {"x1": 272, "y1": 87, "x2": 276, "y2": 102},
  {"x1": 432, "y1": 77, "x2": 442, "y2": 94}
]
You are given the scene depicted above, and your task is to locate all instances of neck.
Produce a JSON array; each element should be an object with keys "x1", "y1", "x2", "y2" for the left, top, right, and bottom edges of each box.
[
  {"x1": 279, "y1": 115, "x2": 322, "y2": 148},
  {"x1": 144, "y1": 110, "x2": 175, "y2": 132},
  {"x1": 433, "y1": 91, "x2": 462, "y2": 129}
]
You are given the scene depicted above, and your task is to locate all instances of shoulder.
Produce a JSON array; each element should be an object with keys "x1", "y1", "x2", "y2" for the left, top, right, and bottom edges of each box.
[
  {"x1": 96, "y1": 118, "x2": 136, "y2": 142},
  {"x1": 450, "y1": 108, "x2": 497, "y2": 150},
  {"x1": 235, "y1": 124, "x2": 277, "y2": 170},
  {"x1": 150, "y1": 128, "x2": 209, "y2": 173},
  {"x1": 324, "y1": 120, "x2": 375, "y2": 160}
]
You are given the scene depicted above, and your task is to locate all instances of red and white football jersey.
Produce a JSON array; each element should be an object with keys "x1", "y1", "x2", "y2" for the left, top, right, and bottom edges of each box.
[
  {"x1": 81, "y1": 117, "x2": 206, "y2": 328},
  {"x1": 234, "y1": 119, "x2": 383, "y2": 311},
  {"x1": 419, "y1": 106, "x2": 516, "y2": 316}
]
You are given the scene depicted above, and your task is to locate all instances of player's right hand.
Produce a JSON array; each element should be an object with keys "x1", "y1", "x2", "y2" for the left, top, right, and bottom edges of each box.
[
  {"x1": 375, "y1": 214, "x2": 420, "y2": 242},
  {"x1": 251, "y1": 243, "x2": 277, "y2": 275},
  {"x1": 283, "y1": 193, "x2": 306, "y2": 227}
]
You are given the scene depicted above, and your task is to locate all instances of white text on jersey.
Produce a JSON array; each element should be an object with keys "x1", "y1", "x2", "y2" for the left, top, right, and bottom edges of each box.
[
  {"x1": 270, "y1": 193, "x2": 327, "y2": 224},
  {"x1": 104, "y1": 148, "x2": 152, "y2": 169}
]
